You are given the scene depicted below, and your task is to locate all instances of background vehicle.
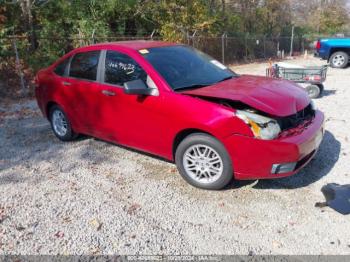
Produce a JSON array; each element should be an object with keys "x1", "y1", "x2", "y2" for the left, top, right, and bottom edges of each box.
[
  {"x1": 315, "y1": 38, "x2": 350, "y2": 68},
  {"x1": 35, "y1": 41, "x2": 324, "y2": 190},
  {"x1": 266, "y1": 62, "x2": 328, "y2": 99}
]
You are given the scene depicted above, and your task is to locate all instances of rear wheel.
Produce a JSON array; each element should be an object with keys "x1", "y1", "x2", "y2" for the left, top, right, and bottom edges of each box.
[
  {"x1": 49, "y1": 105, "x2": 77, "y2": 141},
  {"x1": 175, "y1": 133, "x2": 233, "y2": 190},
  {"x1": 306, "y1": 85, "x2": 321, "y2": 99},
  {"x1": 330, "y1": 51, "x2": 349, "y2": 68}
]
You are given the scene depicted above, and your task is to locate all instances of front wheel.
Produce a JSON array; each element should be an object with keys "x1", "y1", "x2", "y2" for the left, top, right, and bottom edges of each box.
[
  {"x1": 175, "y1": 133, "x2": 233, "y2": 190},
  {"x1": 330, "y1": 51, "x2": 349, "y2": 68}
]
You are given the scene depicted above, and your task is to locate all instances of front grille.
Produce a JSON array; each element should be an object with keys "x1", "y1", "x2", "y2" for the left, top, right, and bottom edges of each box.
[{"x1": 277, "y1": 103, "x2": 315, "y2": 131}]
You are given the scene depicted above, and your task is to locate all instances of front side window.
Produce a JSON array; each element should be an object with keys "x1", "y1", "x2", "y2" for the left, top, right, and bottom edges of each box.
[
  {"x1": 69, "y1": 51, "x2": 100, "y2": 81},
  {"x1": 142, "y1": 45, "x2": 237, "y2": 91},
  {"x1": 104, "y1": 51, "x2": 147, "y2": 86},
  {"x1": 54, "y1": 57, "x2": 70, "y2": 76}
]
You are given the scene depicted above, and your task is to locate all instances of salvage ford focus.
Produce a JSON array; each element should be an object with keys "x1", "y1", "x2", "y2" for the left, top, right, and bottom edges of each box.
[{"x1": 35, "y1": 41, "x2": 324, "y2": 190}]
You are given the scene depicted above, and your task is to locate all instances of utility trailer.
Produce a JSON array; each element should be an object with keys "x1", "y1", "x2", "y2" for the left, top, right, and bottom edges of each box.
[{"x1": 267, "y1": 63, "x2": 328, "y2": 98}]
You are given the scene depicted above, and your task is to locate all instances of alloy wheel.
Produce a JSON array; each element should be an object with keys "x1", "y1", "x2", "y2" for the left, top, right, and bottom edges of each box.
[
  {"x1": 183, "y1": 144, "x2": 223, "y2": 184},
  {"x1": 52, "y1": 110, "x2": 68, "y2": 137}
]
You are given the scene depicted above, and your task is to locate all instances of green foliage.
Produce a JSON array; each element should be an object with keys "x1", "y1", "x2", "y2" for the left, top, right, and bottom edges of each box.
[
  {"x1": 319, "y1": 5, "x2": 349, "y2": 34},
  {"x1": 141, "y1": 0, "x2": 221, "y2": 41},
  {"x1": 259, "y1": 0, "x2": 292, "y2": 36},
  {"x1": 0, "y1": 0, "x2": 349, "y2": 74},
  {"x1": 0, "y1": 28, "x2": 13, "y2": 58}
]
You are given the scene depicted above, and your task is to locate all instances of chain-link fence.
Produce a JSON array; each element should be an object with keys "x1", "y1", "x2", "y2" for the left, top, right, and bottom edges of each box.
[
  {"x1": 188, "y1": 35, "x2": 314, "y2": 64},
  {"x1": 0, "y1": 35, "x2": 317, "y2": 98}
]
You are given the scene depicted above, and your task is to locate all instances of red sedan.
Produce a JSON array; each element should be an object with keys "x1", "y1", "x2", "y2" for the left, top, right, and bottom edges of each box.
[{"x1": 35, "y1": 41, "x2": 325, "y2": 190}]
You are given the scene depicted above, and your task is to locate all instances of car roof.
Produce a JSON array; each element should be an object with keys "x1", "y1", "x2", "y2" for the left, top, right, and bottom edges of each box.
[
  {"x1": 90, "y1": 40, "x2": 179, "y2": 50},
  {"x1": 53, "y1": 40, "x2": 180, "y2": 68}
]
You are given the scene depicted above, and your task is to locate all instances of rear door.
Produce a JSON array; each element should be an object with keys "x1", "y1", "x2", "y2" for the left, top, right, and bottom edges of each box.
[{"x1": 65, "y1": 50, "x2": 104, "y2": 136}]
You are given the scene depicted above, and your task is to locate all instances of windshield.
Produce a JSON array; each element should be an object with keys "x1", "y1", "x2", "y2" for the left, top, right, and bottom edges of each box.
[{"x1": 142, "y1": 45, "x2": 237, "y2": 91}]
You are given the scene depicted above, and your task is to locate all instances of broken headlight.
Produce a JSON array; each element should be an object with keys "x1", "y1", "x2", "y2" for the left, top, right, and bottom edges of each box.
[{"x1": 236, "y1": 110, "x2": 281, "y2": 140}]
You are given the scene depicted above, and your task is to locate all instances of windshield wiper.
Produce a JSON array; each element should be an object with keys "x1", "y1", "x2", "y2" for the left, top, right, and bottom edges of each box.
[
  {"x1": 215, "y1": 75, "x2": 234, "y2": 83},
  {"x1": 174, "y1": 83, "x2": 210, "y2": 91},
  {"x1": 174, "y1": 75, "x2": 235, "y2": 91}
]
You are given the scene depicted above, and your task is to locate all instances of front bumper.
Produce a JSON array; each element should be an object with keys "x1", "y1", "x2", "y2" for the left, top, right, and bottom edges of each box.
[
  {"x1": 223, "y1": 110, "x2": 325, "y2": 180},
  {"x1": 314, "y1": 51, "x2": 328, "y2": 60}
]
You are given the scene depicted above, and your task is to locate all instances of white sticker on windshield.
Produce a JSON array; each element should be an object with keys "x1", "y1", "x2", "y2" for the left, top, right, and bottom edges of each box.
[
  {"x1": 211, "y1": 60, "x2": 227, "y2": 70},
  {"x1": 139, "y1": 49, "x2": 149, "y2": 54}
]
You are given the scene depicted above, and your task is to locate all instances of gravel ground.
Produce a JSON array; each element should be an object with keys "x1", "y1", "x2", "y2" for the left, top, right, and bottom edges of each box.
[{"x1": 0, "y1": 56, "x2": 349, "y2": 255}]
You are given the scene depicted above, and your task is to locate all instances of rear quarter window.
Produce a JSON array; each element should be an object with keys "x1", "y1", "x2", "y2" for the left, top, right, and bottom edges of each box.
[{"x1": 54, "y1": 58, "x2": 70, "y2": 76}]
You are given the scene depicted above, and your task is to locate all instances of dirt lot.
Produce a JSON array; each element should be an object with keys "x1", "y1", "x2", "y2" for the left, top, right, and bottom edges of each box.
[{"x1": 0, "y1": 56, "x2": 349, "y2": 255}]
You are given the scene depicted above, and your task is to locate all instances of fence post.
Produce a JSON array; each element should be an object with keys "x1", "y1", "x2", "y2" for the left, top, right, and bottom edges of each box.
[
  {"x1": 301, "y1": 36, "x2": 305, "y2": 53},
  {"x1": 91, "y1": 29, "x2": 96, "y2": 44},
  {"x1": 221, "y1": 33, "x2": 226, "y2": 64},
  {"x1": 290, "y1": 25, "x2": 294, "y2": 57},
  {"x1": 192, "y1": 30, "x2": 197, "y2": 48},
  {"x1": 12, "y1": 38, "x2": 26, "y2": 96},
  {"x1": 150, "y1": 29, "x2": 156, "y2": 40},
  {"x1": 245, "y1": 34, "x2": 248, "y2": 60}
]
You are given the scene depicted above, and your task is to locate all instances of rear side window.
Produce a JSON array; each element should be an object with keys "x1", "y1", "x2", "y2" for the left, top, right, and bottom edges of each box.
[
  {"x1": 104, "y1": 51, "x2": 147, "y2": 86},
  {"x1": 54, "y1": 58, "x2": 70, "y2": 76},
  {"x1": 69, "y1": 51, "x2": 100, "y2": 81}
]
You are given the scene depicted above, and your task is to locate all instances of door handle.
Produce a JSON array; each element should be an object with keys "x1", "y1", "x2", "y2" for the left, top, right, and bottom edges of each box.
[
  {"x1": 101, "y1": 90, "x2": 115, "y2": 96},
  {"x1": 62, "y1": 81, "x2": 71, "y2": 86}
]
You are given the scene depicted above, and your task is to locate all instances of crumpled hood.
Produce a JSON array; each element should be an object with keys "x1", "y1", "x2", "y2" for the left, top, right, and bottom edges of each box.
[{"x1": 180, "y1": 75, "x2": 310, "y2": 117}]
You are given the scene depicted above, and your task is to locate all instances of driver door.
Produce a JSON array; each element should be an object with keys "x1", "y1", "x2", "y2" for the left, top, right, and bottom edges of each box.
[{"x1": 97, "y1": 50, "x2": 168, "y2": 156}]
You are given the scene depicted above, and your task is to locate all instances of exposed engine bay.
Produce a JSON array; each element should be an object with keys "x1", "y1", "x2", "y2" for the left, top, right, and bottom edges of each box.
[{"x1": 193, "y1": 95, "x2": 316, "y2": 133}]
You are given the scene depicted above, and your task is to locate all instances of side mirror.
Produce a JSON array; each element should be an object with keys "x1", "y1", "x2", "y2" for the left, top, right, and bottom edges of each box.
[{"x1": 123, "y1": 79, "x2": 157, "y2": 96}]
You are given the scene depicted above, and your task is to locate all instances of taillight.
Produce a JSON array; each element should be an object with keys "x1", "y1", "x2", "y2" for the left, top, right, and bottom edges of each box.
[
  {"x1": 315, "y1": 40, "x2": 321, "y2": 50},
  {"x1": 304, "y1": 75, "x2": 321, "y2": 82}
]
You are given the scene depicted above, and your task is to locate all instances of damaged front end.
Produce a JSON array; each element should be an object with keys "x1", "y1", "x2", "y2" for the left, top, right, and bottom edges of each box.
[
  {"x1": 234, "y1": 103, "x2": 316, "y2": 141},
  {"x1": 235, "y1": 110, "x2": 281, "y2": 140},
  {"x1": 187, "y1": 94, "x2": 325, "y2": 179},
  {"x1": 193, "y1": 95, "x2": 317, "y2": 140},
  {"x1": 276, "y1": 102, "x2": 316, "y2": 138},
  {"x1": 181, "y1": 83, "x2": 323, "y2": 179}
]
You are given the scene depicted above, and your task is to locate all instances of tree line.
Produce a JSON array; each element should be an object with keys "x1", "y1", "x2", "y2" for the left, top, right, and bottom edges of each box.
[
  {"x1": 1, "y1": 0, "x2": 349, "y2": 46},
  {"x1": 0, "y1": 0, "x2": 349, "y2": 90}
]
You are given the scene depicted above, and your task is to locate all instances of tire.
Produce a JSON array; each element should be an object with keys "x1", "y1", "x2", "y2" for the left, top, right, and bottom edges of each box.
[
  {"x1": 316, "y1": 84, "x2": 324, "y2": 96},
  {"x1": 305, "y1": 85, "x2": 321, "y2": 99},
  {"x1": 49, "y1": 105, "x2": 77, "y2": 141},
  {"x1": 175, "y1": 133, "x2": 233, "y2": 190},
  {"x1": 330, "y1": 51, "x2": 349, "y2": 68}
]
